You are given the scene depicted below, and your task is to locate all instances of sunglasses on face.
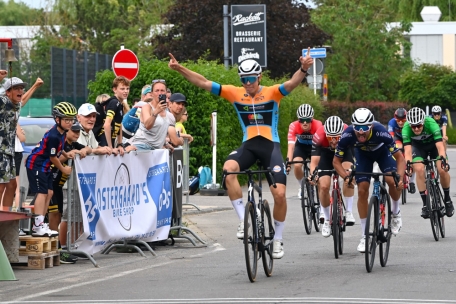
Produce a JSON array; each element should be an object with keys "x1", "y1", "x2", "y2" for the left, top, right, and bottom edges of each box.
[
  {"x1": 433, "y1": 112, "x2": 441, "y2": 116},
  {"x1": 327, "y1": 135, "x2": 341, "y2": 142},
  {"x1": 411, "y1": 124, "x2": 423, "y2": 130},
  {"x1": 299, "y1": 117, "x2": 313, "y2": 124},
  {"x1": 152, "y1": 79, "x2": 166, "y2": 84},
  {"x1": 240, "y1": 76, "x2": 258, "y2": 84},
  {"x1": 395, "y1": 118, "x2": 406, "y2": 123},
  {"x1": 353, "y1": 125, "x2": 371, "y2": 132}
]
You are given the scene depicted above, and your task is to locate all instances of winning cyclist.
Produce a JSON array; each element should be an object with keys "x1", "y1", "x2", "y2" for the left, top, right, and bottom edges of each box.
[
  {"x1": 286, "y1": 104, "x2": 322, "y2": 199},
  {"x1": 333, "y1": 108, "x2": 404, "y2": 253},
  {"x1": 388, "y1": 108, "x2": 416, "y2": 193},
  {"x1": 403, "y1": 107, "x2": 454, "y2": 218},
  {"x1": 429, "y1": 105, "x2": 448, "y2": 148},
  {"x1": 169, "y1": 50, "x2": 314, "y2": 259},
  {"x1": 310, "y1": 116, "x2": 355, "y2": 238}
]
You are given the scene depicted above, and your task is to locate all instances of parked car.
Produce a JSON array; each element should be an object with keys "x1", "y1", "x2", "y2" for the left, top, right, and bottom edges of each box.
[{"x1": 18, "y1": 116, "x2": 55, "y2": 153}]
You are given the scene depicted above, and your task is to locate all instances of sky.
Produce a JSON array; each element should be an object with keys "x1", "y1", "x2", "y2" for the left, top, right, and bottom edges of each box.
[{"x1": 12, "y1": 0, "x2": 54, "y2": 9}]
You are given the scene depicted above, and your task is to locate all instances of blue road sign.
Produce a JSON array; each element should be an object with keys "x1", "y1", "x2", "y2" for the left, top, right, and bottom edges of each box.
[{"x1": 302, "y1": 48, "x2": 327, "y2": 58}]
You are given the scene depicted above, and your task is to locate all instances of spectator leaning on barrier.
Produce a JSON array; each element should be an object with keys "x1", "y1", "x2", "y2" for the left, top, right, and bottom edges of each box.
[
  {"x1": 25, "y1": 102, "x2": 77, "y2": 237},
  {"x1": 0, "y1": 76, "x2": 27, "y2": 210},
  {"x1": 175, "y1": 108, "x2": 193, "y2": 144},
  {"x1": 93, "y1": 76, "x2": 130, "y2": 155},
  {"x1": 129, "y1": 80, "x2": 183, "y2": 150}
]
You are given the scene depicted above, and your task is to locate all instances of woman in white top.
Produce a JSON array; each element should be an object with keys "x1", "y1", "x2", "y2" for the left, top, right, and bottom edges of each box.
[{"x1": 129, "y1": 81, "x2": 183, "y2": 150}]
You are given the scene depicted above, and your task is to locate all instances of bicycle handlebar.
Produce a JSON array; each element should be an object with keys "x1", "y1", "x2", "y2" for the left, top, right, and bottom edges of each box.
[
  {"x1": 407, "y1": 157, "x2": 449, "y2": 171},
  {"x1": 221, "y1": 168, "x2": 277, "y2": 191},
  {"x1": 349, "y1": 165, "x2": 400, "y2": 188}
]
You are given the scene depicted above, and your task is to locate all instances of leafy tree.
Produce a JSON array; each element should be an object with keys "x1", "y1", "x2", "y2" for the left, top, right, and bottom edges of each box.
[
  {"x1": 0, "y1": 0, "x2": 42, "y2": 25},
  {"x1": 311, "y1": 0, "x2": 413, "y2": 102},
  {"x1": 399, "y1": 63, "x2": 456, "y2": 109},
  {"x1": 151, "y1": 0, "x2": 330, "y2": 80},
  {"x1": 385, "y1": 0, "x2": 456, "y2": 21}
]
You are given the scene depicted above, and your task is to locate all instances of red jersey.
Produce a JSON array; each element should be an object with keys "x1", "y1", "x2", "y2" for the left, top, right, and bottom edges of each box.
[{"x1": 287, "y1": 119, "x2": 322, "y2": 145}]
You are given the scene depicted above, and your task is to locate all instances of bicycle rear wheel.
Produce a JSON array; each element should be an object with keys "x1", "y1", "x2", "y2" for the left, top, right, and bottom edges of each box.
[
  {"x1": 338, "y1": 196, "x2": 344, "y2": 255},
  {"x1": 244, "y1": 201, "x2": 258, "y2": 282},
  {"x1": 365, "y1": 196, "x2": 379, "y2": 273},
  {"x1": 312, "y1": 185, "x2": 321, "y2": 232},
  {"x1": 261, "y1": 199, "x2": 274, "y2": 277},
  {"x1": 427, "y1": 180, "x2": 439, "y2": 241},
  {"x1": 436, "y1": 187, "x2": 445, "y2": 238},
  {"x1": 301, "y1": 179, "x2": 312, "y2": 235},
  {"x1": 402, "y1": 175, "x2": 408, "y2": 205},
  {"x1": 379, "y1": 194, "x2": 392, "y2": 267},
  {"x1": 331, "y1": 190, "x2": 339, "y2": 259}
]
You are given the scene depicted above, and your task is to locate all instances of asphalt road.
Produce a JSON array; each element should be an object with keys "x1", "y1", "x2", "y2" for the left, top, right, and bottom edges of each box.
[{"x1": 2, "y1": 149, "x2": 456, "y2": 304}]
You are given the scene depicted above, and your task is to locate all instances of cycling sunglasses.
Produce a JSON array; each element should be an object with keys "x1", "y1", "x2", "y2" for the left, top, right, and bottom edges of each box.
[
  {"x1": 326, "y1": 135, "x2": 341, "y2": 142},
  {"x1": 395, "y1": 118, "x2": 406, "y2": 123},
  {"x1": 152, "y1": 79, "x2": 166, "y2": 84},
  {"x1": 432, "y1": 112, "x2": 441, "y2": 116},
  {"x1": 240, "y1": 76, "x2": 258, "y2": 84},
  {"x1": 353, "y1": 124, "x2": 371, "y2": 132},
  {"x1": 299, "y1": 117, "x2": 313, "y2": 124},
  {"x1": 411, "y1": 123, "x2": 423, "y2": 130}
]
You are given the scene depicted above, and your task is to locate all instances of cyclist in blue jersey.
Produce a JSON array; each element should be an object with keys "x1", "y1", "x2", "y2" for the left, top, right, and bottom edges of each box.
[
  {"x1": 430, "y1": 105, "x2": 448, "y2": 149},
  {"x1": 388, "y1": 108, "x2": 416, "y2": 193},
  {"x1": 169, "y1": 50, "x2": 314, "y2": 259},
  {"x1": 333, "y1": 108, "x2": 405, "y2": 253}
]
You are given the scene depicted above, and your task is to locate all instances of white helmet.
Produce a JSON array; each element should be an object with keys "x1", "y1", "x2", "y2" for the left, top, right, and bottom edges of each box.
[
  {"x1": 297, "y1": 104, "x2": 314, "y2": 119},
  {"x1": 351, "y1": 108, "x2": 374, "y2": 125},
  {"x1": 432, "y1": 105, "x2": 442, "y2": 113},
  {"x1": 238, "y1": 59, "x2": 262, "y2": 76},
  {"x1": 324, "y1": 116, "x2": 344, "y2": 136},
  {"x1": 407, "y1": 107, "x2": 425, "y2": 125}
]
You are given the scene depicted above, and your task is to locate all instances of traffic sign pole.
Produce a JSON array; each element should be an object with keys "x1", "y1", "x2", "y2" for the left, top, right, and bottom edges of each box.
[
  {"x1": 302, "y1": 47, "x2": 327, "y2": 96},
  {"x1": 313, "y1": 48, "x2": 317, "y2": 95}
]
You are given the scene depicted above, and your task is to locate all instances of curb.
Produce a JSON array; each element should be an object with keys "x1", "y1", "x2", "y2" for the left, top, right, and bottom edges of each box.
[{"x1": 183, "y1": 206, "x2": 233, "y2": 216}]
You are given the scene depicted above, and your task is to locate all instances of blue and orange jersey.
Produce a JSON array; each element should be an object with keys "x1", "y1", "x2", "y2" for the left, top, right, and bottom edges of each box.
[
  {"x1": 26, "y1": 124, "x2": 66, "y2": 172},
  {"x1": 335, "y1": 122, "x2": 398, "y2": 158},
  {"x1": 210, "y1": 83, "x2": 288, "y2": 143},
  {"x1": 387, "y1": 118, "x2": 403, "y2": 140}
]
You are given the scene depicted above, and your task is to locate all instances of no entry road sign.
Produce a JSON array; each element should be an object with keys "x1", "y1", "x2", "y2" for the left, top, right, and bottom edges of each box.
[{"x1": 112, "y1": 49, "x2": 139, "y2": 81}]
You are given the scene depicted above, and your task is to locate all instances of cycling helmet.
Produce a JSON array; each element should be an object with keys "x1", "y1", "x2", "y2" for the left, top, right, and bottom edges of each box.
[
  {"x1": 324, "y1": 116, "x2": 344, "y2": 136},
  {"x1": 53, "y1": 102, "x2": 77, "y2": 118},
  {"x1": 71, "y1": 121, "x2": 82, "y2": 131},
  {"x1": 394, "y1": 108, "x2": 407, "y2": 120},
  {"x1": 238, "y1": 59, "x2": 262, "y2": 76},
  {"x1": 432, "y1": 105, "x2": 442, "y2": 113},
  {"x1": 407, "y1": 107, "x2": 425, "y2": 125},
  {"x1": 297, "y1": 104, "x2": 314, "y2": 119},
  {"x1": 351, "y1": 108, "x2": 374, "y2": 125}
]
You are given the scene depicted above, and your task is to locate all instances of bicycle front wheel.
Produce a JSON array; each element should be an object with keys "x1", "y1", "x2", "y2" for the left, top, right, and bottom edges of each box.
[
  {"x1": 244, "y1": 201, "x2": 258, "y2": 282},
  {"x1": 379, "y1": 194, "x2": 392, "y2": 267},
  {"x1": 401, "y1": 175, "x2": 408, "y2": 205},
  {"x1": 331, "y1": 190, "x2": 340, "y2": 259},
  {"x1": 313, "y1": 185, "x2": 322, "y2": 232},
  {"x1": 301, "y1": 179, "x2": 312, "y2": 235},
  {"x1": 365, "y1": 196, "x2": 379, "y2": 273},
  {"x1": 427, "y1": 180, "x2": 439, "y2": 241},
  {"x1": 261, "y1": 199, "x2": 274, "y2": 277},
  {"x1": 436, "y1": 187, "x2": 445, "y2": 238}
]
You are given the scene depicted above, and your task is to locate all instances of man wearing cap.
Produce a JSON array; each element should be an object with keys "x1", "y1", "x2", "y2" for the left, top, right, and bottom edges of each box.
[
  {"x1": 0, "y1": 76, "x2": 27, "y2": 209},
  {"x1": 168, "y1": 93, "x2": 187, "y2": 122},
  {"x1": 78, "y1": 103, "x2": 114, "y2": 155}
]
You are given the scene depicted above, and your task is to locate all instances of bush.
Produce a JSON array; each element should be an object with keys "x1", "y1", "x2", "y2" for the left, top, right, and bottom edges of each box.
[
  {"x1": 87, "y1": 58, "x2": 321, "y2": 182},
  {"x1": 322, "y1": 101, "x2": 409, "y2": 125},
  {"x1": 447, "y1": 127, "x2": 456, "y2": 145}
]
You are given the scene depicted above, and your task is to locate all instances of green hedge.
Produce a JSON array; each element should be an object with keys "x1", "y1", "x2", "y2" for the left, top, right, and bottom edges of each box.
[{"x1": 87, "y1": 58, "x2": 322, "y2": 181}]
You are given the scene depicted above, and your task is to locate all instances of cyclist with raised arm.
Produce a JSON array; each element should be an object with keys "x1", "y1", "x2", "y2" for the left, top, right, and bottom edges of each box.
[
  {"x1": 403, "y1": 107, "x2": 454, "y2": 218},
  {"x1": 333, "y1": 108, "x2": 405, "y2": 253},
  {"x1": 310, "y1": 116, "x2": 355, "y2": 238},
  {"x1": 388, "y1": 108, "x2": 416, "y2": 193},
  {"x1": 286, "y1": 104, "x2": 322, "y2": 199},
  {"x1": 169, "y1": 50, "x2": 314, "y2": 259},
  {"x1": 429, "y1": 105, "x2": 448, "y2": 148}
]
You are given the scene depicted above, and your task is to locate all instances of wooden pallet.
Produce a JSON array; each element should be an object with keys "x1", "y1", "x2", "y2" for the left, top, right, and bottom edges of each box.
[
  {"x1": 18, "y1": 236, "x2": 58, "y2": 254},
  {"x1": 11, "y1": 250, "x2": 60, "y2": 270}
]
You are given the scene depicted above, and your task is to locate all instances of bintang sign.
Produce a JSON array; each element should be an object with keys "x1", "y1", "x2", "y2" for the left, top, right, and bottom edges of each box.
[{"x1": 231, "y1": 4, "x2": 267, "y2": 67}]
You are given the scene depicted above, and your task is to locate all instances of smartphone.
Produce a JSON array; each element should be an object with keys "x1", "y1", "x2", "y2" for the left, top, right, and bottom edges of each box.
[{"x1": 159, "y1": 94, "x2": 167, "y2": 104}]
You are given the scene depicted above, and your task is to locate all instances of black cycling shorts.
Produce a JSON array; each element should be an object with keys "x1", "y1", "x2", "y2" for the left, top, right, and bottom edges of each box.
[
  {"x1": 225, "y1": 136, "x2": 286, "y2": 186},
  {"x1": 411, "y1": 143, "x2": 440, "y2": 161},
  {"x1": 292, "y1": 143, "x2": 312, "y2": 160},
  {"x1": 318, "y1": 148, "x2": 354, "y2": 177}
]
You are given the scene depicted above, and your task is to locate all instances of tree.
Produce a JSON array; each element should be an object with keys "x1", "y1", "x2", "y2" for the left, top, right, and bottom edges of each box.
[
  {"x1": 0, "y1": 0, "x2": 42, "y2": 25},
  {"x1": 151, "y1": 0, "x2": 330, "y2": 79},
  {"x1": 311, "y1": 0, "x2": 413, "y2": 102},
  {"x1": 385, "y1": 0, "x2": 456, "y2": 21}
]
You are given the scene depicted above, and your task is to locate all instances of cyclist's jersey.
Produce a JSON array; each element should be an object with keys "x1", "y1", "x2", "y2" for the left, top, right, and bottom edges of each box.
[
  {"x1": 429, "y1": 114, "x2": 448, "y2": 130},
  {"x1": 93, "y1": 96, "x2": 124, "y2": 143},
  {"x1": 335, "y1": 122, "x2": 398, "y2": 158},
  {"x1": 211, "y1": 82, "x2": 288, "y2": 143},
  {"x1": 402, "y1": 116, "x2": 442, "y2": 146},
  {"x1": 387, "y1": 118, "x2": 403, "y2": 140},
  {"x1": 287, "y1": 119, "x2": 322, "y2": 145},
  {"x1": 311, "y1": 123, "x2": 348, "y2": 155},
  {"x1": 26, "y1": 124, "x2": 66, "y2": 172},
  {"x1": 51, "y1": 140, "x2": 85, "y2": 187}
]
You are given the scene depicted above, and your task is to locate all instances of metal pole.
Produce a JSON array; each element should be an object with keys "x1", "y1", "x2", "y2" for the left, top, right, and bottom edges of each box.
[
  {"x1": 211, "y1": 111, "x2": 217, "y2": 186},
  {"x1": 313, "y1": 48, "x2": 317, "y2": 95},
  {"x1": 223, "y1": 5, "x2": 230, "y2": 70}
]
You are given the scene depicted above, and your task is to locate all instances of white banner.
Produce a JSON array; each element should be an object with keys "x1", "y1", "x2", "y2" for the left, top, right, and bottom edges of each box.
[{"x1": 74, "y1": 150, "x2": 172, "y2": 254}]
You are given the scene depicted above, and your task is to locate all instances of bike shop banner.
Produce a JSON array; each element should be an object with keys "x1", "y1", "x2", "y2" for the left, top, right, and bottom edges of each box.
[
  {"x1": 231, "y1": 4, "x2": 267, "y2": 67},
  {"x1": 74, "y1": 150, "x2": 172, "y2": 254}
]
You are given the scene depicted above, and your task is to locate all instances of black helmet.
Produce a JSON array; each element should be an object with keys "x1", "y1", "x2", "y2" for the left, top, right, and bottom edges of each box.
[{"x1": 394, "y1": 108, "x2": 407, "y2": 120}]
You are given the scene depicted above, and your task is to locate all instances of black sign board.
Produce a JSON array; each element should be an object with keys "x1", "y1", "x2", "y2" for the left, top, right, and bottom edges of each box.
[{"x1": 231, "y1": 4, "x2": 267, "y2": 67}]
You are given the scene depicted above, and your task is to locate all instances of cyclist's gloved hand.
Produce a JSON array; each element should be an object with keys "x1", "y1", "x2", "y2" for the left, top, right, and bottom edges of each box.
[
  {"x1": 405, "y1": 165, "x2": 413, "y2": 177},
  {"x1": 440, "y1": 156, "x2": 450, "y2": 171}
]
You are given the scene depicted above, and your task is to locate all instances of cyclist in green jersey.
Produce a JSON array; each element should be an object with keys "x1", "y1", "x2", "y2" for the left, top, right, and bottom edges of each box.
[{"x1": 402, "y1": 107, "x2": 454, "y2": 218}]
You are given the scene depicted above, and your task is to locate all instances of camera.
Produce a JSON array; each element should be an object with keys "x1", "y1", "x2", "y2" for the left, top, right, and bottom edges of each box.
[{"x1": 159, "y1": 94, "x2": 167, "y2": 104}]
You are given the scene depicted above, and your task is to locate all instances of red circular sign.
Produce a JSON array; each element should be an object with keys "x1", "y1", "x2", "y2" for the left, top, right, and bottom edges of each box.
[{"x1": 112, "y1": 49, "x2": 139, "y2": 81}]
